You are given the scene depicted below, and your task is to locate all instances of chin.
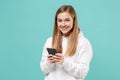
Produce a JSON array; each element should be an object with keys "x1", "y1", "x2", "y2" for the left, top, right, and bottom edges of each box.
[{"x1": 62, "y1": 31, "x2": 68, "y2": 34}]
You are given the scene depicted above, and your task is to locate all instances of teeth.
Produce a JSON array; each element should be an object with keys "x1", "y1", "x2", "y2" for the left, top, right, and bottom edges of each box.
[
  {"x1": 62, "y1": 28, "x2": 66, "y2": 30},
  {"x1": 61, "y1": 27, "x2": 68, "y2": 30}
]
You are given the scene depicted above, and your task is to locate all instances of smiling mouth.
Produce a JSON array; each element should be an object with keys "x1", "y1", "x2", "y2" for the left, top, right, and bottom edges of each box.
[{"x1": 61, "y1": 26, "x2": 68, "y2": 31}]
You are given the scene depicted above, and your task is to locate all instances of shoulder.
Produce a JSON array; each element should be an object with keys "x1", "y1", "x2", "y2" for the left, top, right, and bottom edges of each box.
[
  {"x1": 44, "y1": 36, "x2": 52, "y2": 47},
  {"x1": 46, "y1": 37, "x2": 52, "y2": 42},
  {"x1": 78, "y1": 32, "x2": 92, "y2": 49},
  {"x1": 77, "y1": 32, "x2": 93, "y2": 64}
]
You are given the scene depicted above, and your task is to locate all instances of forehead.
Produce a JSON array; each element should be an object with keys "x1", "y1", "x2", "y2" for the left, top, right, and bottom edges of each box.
[{"x1": 57, "y1": 12, "x2": 72, "y2": 19}]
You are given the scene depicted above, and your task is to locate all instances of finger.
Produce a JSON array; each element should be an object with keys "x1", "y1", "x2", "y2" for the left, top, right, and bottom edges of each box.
[
  {"x1": 53, "y1": 55, "x2": 61, "y2": 60},
  {"x1": 55, "y1": 53, "x2": 63, "y2": 57},
  {"x1": 47, "y1": 54, "x2": 53, "y2": 58},
  {"x1": 50, "y1": 59, "x2": 55, "y2": 63},
  {"x1": 48, "y1": 57, "x2": 55, "y2": 63},
  {"x1": 54, "y1": 58, "x2": 60, "y2": 62},
  {"x1": 55, "y1": 54, "x2": 63, "y2": 60},
  {"x1": 48, "y1": 56, "x2": 54, "y2": 60}
]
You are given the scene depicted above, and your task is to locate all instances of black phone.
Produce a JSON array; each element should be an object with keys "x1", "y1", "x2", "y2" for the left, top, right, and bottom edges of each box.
[{"x1": 47, "y1": 48, "x2": 57, "y2": 55}]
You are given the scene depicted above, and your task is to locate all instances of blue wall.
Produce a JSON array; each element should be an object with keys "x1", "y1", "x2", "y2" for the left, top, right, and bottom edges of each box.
[{"x1": 0, "y1": 0, "x2": 120, "y2": 80}]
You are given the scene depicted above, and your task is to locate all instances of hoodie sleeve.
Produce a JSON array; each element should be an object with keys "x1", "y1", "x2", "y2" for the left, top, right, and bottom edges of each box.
[
  {"x1": 62, "y1": 38, "x2": 93, "y2": 79},
  {"x1": 40, "y1": 38, "x2": 55, "y2": 75}
]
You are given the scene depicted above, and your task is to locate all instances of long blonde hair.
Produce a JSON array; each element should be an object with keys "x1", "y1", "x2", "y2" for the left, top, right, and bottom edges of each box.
[{"x1": 52, "y1": 5, "x2": 80, "y2": 56}]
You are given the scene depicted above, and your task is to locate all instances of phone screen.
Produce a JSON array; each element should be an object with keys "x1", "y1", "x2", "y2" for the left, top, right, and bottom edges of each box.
[{"x1": 47, "y1": 48, "x2": 57, "y2": 55}]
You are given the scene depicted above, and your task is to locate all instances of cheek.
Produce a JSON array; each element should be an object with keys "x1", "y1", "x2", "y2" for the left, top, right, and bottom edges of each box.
[
  {"x1": 64, "y1": 22, "x2": 71, "y2": 26},
  {"x1": 57, "y1": 22, "x2": 61, "y2": 27},
  {"x1": 68, "y1": 22, "x2": 73, "y2": 28},
  {"x1": 57, "y1": 23, "x2": 61, "y2": 30}
]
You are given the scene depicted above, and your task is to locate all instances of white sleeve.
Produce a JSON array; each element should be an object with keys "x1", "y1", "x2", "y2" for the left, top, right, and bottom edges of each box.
[
  {"x1": 40, "y1": 38, "x2": 55, "y2": 75},
  {"x1": 62, "y1": 39, "x2": 93, "y2": 79}
]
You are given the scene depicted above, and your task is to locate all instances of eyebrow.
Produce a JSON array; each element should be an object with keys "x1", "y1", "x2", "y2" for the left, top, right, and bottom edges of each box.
[{"x1": 57, "y1": 18, "x2": 70, "y2": 20}]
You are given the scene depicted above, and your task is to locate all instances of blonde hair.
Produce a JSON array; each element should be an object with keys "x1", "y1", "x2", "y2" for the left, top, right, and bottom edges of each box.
[{"x1": 52, "y1": 5, "x2": 80, "y2": 56}]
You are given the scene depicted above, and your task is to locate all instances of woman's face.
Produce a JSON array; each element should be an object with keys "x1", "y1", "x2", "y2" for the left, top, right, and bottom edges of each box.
[{"x1": 57, "y1": 12, "x2": 73, "y2": 36}]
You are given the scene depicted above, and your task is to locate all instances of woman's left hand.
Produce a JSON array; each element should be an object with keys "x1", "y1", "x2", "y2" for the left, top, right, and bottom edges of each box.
[{"x1": 54, "y1": 53, "x2": 64, "y2": 64}]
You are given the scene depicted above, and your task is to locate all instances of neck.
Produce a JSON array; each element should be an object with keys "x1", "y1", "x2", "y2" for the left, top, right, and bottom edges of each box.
[{"x1": 63, "y1": 32, "x2": 70, "y2": 37}]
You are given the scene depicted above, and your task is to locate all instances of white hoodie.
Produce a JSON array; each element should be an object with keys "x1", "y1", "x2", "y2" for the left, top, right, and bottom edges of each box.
[{"x1": 40, "y1": 32, "x2": 93, "y2": 80}]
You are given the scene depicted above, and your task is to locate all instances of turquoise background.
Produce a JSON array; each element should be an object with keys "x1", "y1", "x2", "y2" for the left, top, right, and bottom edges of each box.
[{"x1": 0, "y1": 0, "x2": 120, "y2": 80}]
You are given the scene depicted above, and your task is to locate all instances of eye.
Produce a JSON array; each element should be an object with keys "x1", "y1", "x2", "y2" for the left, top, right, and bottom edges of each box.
[
  {"x1": 57, "y1": 19, "x2": 62, "y2": 22},
  {"x1": 65, "y1": 19, "x2": 70, "y2": 22}
]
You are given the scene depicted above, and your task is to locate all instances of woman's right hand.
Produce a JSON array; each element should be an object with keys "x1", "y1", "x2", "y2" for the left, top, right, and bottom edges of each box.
[{"x1": 47, "y1": 54, "x2": 56, "y2": 64}]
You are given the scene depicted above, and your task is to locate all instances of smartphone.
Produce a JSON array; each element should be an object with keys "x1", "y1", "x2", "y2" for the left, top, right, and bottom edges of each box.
[{"x1": 47, "y1": 48, "x2": 57, "y2": 55}]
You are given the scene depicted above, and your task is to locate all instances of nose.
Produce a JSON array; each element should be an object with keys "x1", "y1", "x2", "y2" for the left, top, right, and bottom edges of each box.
[{"x1": 61, "y1": 21, "x2": 65, "y2": 26}]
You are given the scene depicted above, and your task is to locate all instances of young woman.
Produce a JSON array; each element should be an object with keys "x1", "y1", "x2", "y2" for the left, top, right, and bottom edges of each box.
[{"x1": 40, "y1": 5, "x2": 93, "y2": 80}]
